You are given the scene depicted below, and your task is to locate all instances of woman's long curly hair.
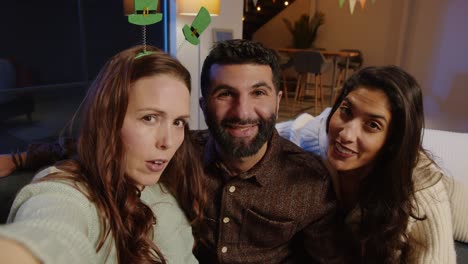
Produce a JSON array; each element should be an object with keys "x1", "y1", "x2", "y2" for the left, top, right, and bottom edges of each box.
[
  {"x1": 53, "y1": 45, "x2": 206, "y2": 263},
  {"x1": 327, "y1": 66, "x2": 426, "y2": 263}
]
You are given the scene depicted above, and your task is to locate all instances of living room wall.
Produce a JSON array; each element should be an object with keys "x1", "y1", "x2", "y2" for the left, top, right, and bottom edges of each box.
[
  {"x1": 0, "y1": 1, "x2": 83, "y2": 85},
  {"x1": 400, "y1": 0, "x2": 468, "y2": 133},
  {"x1": 0, "y1": 0, "x2": 168, "y2": 152},
  {"x1": 172, "y1": 0, "x2": 244, "y2": 129},
  {"x1": 253, "y1": 0, "x2": 468, "y2": 133}
]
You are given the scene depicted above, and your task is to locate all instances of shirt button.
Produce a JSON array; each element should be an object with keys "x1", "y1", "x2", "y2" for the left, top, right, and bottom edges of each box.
[
  {"x1": 223, "y1": 217, "x2": 230, "y2": 224},
  {"x1": 229, "y1": 186, "x2": 236, "y2": 193},
  {"x1": 221, "y1": 246, "x2": 228, "y2": 253}
]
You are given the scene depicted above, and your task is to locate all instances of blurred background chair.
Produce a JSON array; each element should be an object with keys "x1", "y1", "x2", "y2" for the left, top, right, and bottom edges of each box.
[
  {"x1": 292, "y1": 50, "x2": 332, "y2": 115},
  {"x1": 331, "y1": 49, "x2": 363, "y2": 103},
  {"x1": 335, "y1": 49, "x2": 364, "y2": 87},
  {"x1": 278, "y1": 52, "x2": 294, "y2": 104}
]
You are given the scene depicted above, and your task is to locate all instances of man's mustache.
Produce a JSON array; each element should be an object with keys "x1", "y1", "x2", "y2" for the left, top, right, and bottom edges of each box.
[{"x1": 221, "y1": 118, "x2": 260, "y2": 127}]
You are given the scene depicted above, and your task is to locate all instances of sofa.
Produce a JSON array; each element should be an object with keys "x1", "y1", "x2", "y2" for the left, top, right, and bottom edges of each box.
[
  {"x1": 0, "y1": 58, "x2": 35, "y2": 122},
  {"x1": 0, "y1": 128, "x2": 467, "y2": 262},
  {"x1": 421, "y1": 129, "x2": 468, "y2": 262}
]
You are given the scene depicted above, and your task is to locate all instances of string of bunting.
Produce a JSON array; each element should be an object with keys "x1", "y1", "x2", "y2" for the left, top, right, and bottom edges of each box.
[
  {"x1": 339, "y1": 0, "x2": 377, "y2": 14},
  {"x1": 245, "y1": 0, "x2": 282, "y2": 13}
]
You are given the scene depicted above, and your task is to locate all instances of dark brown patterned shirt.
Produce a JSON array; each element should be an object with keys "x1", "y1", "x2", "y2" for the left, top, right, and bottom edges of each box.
[{"x1": 192, "y1": 130, "x2": 354, "y2": 264}]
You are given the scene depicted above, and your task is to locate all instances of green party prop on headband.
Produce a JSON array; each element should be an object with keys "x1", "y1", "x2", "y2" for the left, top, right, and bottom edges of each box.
[
  {"x1": 128, "y1": 0, "x2": 162, "y2": 26},
  {"x1": 134, "y1": 50, "x2": 154, "y2": 59},
  {"x1": 127, "y1": 0, "x2": 163, "y2": 58},
  {"x1": 182, "y1": 7, "x2": 211, "y2": 45}
]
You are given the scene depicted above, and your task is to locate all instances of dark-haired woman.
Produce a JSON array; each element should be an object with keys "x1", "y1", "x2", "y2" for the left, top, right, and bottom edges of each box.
[
  {"x1": 277, "y1": 65, "x2": 463, "y2": 263},
  {"x1": 0, "y1": 46, "x2": 205, "y2": 264}
]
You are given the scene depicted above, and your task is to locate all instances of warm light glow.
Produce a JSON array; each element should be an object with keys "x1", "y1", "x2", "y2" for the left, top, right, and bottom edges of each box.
[
  {"x1": 242, "y1": 16, "x2": 245, "y2": 21},
  {"x1": 123, "y1": 0, "x2": 160, "y2": 15},
  {"x1": 178, "y1": 0, "x2": 220, "y2": 16},
  {"x1": 123, "y1": 0, "x2": 133, "y2": 15},
  {"x1": 284, "y1": 1, "x2": 289, "y2": 6},
  {"x1": 257, "y1": 6, "x2": 261, "y2": 11}
]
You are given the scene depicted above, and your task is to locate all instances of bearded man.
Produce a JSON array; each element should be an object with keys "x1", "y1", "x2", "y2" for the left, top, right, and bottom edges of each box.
[{"x1": 193, "y1": 39, "x2": 354, "y2": 264}]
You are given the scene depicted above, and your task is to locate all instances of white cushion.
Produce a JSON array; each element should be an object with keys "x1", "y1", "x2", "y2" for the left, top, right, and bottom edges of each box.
[{"x1": 423, "y1": 129, "x2": 468, "y2": 184}]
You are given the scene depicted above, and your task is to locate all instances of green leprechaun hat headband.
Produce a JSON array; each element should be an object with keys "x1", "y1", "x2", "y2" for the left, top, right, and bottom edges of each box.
[
  {"x1": 127, "y1": 0, "x2": 162, "y2": 26},
  {"x1": 177, "y1": 6, "x2": 212, "y2": 52},
  {"x1": 126, "y1": 0, "x2": 163, "y2": 58},
  {"x1": 182, "y1": 7, "x2": 211, "y2": 46},
  {"x1": 126, "y1": 0, "x2": 213, "y2": 57}
]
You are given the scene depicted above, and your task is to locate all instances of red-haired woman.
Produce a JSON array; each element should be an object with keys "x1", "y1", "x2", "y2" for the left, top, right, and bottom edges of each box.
[{"x1": 0, "y1": 46, "x2": 206, "y2": 264}]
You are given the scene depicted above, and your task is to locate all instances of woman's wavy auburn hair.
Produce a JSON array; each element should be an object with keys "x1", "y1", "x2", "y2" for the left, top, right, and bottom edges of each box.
[
  {"x1": 327, "y1": 65, "x2": 426, "y2": 263},
  {"x1": 54, "y1": 45, "x2": 206, "y2": 263}
]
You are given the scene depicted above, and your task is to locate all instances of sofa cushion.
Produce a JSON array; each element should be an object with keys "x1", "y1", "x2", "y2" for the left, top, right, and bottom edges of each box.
[
  {"x1": 0, "y1": 171, "x2": 35, "y2": 223},
  {"x1": 422, "y1": 129, "x2": 468, "y2": 184},
  {"x1": 0, "y1": 58, "x2": 16, "y2": 103}
]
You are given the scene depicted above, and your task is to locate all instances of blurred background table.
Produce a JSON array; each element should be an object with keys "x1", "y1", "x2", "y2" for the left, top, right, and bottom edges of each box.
[{"x1": 276, "y1": 48, "x2": 359, "y2": 105}]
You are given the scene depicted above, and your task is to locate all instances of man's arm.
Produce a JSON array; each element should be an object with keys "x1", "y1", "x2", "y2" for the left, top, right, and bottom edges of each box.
[
  {"x1": 0, "y1": 138, "x2": 77, "y2": 177},
  {"x1": 0, "y1": 153, "x2": 24, "y2": 177},
  {"x1": 0, "y1": 237, "x2": 40, "y2": 264}
]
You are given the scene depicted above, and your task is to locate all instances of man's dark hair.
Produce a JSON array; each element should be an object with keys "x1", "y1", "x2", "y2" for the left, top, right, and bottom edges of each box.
[{"x1": 200, "y1": 39, "x2": 281, "y2": 98}]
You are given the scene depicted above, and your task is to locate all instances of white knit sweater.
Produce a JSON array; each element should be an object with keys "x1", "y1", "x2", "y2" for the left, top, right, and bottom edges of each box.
[
  {"x1": 276, "y1": 108, "x2": 464, "y2": 263},
  {"x1": 0, "y1": 167, "x2": 197, "y2": 264}
]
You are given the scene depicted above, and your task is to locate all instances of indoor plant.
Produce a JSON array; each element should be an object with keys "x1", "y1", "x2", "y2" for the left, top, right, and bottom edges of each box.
[{"x1": 283, "y1": 11, "x2": 325, "y2": 49}]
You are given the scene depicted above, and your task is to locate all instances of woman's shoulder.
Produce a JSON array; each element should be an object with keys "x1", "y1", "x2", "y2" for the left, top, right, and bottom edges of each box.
[
  {"x1": 413, "y1": 152, "x2": 445, "y2": 191},
  {"x1": 412, "y1": 154, "x2": 451, "y2": 216},
  {"x1": 1, "y1": 166, "x2": 102, "y2": 263},
  {"x1": 9, "y1": 166, "x2": 96, "y2": 222},
  {"x1": 14, "y1": 166, "x2": 87, "y2": 201},
  {"x1": 408, "y1": 158, "x2": 456, "y2": 263}
]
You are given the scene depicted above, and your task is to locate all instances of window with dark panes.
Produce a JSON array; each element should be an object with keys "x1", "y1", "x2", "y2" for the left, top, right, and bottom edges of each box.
[{"x1": 0, "y1": 0, "x2": 168, "y2": 152}]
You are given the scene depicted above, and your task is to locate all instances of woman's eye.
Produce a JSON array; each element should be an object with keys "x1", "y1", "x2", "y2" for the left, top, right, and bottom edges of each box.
[
  {"x1": 339, "y1": 106, "x2": 351, "y2": 116},
  {"x1": 367, "y1": 121, "x2": 381, "y2": 131},
  {"x1": 142, "y1": 115, "x2": 157, "y2": 122},
  {"x1": 253, "y1": 90, "x2": 266, "y2": 96},
  {"x1": 174, "y1": 119, "x2": 186, "y2": 127},
  {"x1": 218, "y1": 91, "x2": 233, "y2": 97}
]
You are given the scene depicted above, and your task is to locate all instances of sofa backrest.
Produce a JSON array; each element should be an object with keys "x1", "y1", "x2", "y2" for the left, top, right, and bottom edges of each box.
[
  {"x1": 0, "y1": 59, "x2": 15, "y2": 89},
  {"x1": 423, "y1": 128, "x2": 468, "y2": 184},
  {"x1": 0, "y1": 58, "x2": 16, "y2": 103}
]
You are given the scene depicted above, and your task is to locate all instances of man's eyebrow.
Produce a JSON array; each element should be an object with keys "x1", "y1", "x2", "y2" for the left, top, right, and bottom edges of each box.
[
  {"x1": 343, "y1": 98, "x2": 389, "y2": 123},
  {"x1": 210, "y1": 84, "x2": 234, "y2": 95},
  {"x1": 210, "y1": 81, "x2": 274, "y2": 95},
  {"x1": 252, "y1": 81, "x2": 274, "y2": 91}
]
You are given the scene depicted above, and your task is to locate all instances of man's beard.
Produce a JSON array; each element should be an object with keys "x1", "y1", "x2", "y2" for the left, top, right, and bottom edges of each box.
[{"x1": 206, "y1": 113, "x2": 277, "y2": 158}]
